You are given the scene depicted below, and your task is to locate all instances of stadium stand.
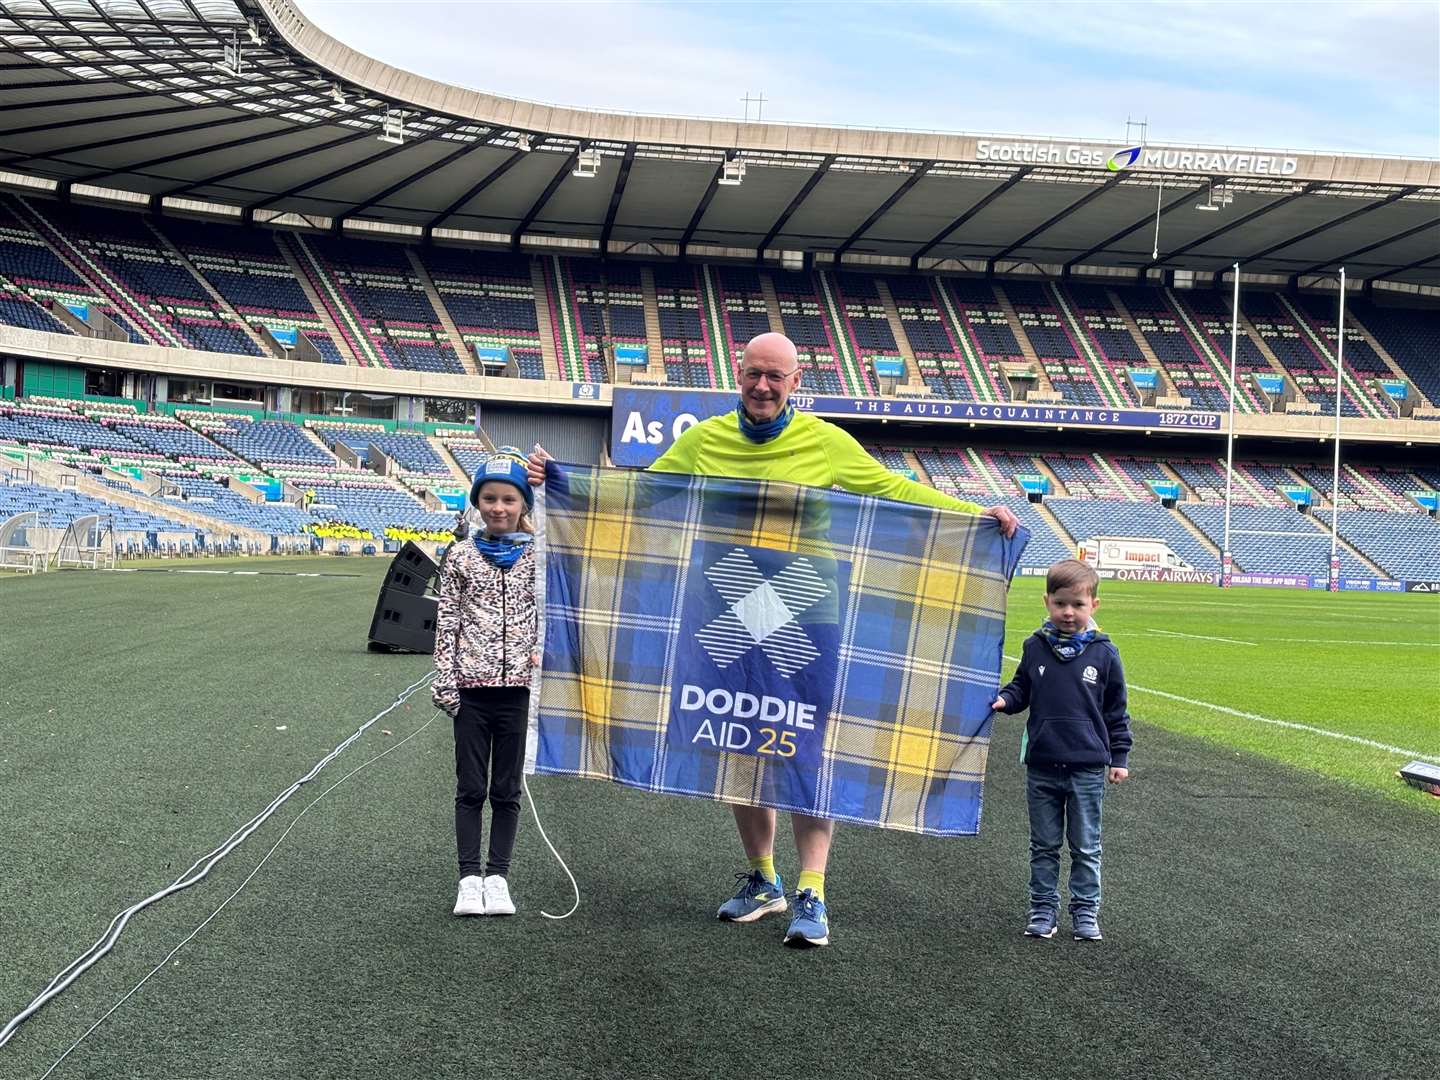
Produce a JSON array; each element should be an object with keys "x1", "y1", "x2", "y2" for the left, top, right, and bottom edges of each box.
[
  {"x1": 1313, "y1": 509, "x2": 1440, "y2": 579},
  {"x1": 652, "y1": 262, "x2": 720, "y2": 388},
  {"x1": 1349, "y1": 301, "x2": 1440, "y2": 410},
  {"x1": 771, "y1": 270, "x2": 862, "y2": 396},
  {"x1": 1178, "y1": 503, "x2": 1370, "y2": 576},
  {"x1": 416, "y1": 246, "x2": 546, "y2": 379},
  {"x1": 938, "y1": 278, "x2": 1021, "y2": 401}
]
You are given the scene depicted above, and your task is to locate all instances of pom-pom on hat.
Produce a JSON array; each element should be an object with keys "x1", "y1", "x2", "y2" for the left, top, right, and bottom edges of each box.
[{"x1": 470, "y1": 455, "x2": 534, "y2": 511}]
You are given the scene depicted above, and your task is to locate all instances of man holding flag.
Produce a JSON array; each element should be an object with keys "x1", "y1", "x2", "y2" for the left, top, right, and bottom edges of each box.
[{"x1": 529, "y1": 331, "x2": 1018, "y2": 948}]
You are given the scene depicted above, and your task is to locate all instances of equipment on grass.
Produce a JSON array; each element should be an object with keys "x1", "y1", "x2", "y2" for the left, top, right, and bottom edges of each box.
[
  {"x1": 367, "y1": 542, "x2": 440, "y2": 653},
  {"x1": 1398, "y1": 761, "x2": 1440, "y2": 796}
]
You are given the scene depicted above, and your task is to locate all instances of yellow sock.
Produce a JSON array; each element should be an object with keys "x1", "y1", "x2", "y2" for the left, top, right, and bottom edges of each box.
[
  {"x1": 796, "y1": 870, "x2": 825, "y2": 901},
  {"x1": 747, "y1": 854, "x2": 777, "y2": 885}
]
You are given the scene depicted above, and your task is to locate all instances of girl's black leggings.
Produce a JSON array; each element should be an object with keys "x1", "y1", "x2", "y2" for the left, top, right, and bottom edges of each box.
[{"x1": 453, "y1": 686, "x2": 528, "y2": 879}]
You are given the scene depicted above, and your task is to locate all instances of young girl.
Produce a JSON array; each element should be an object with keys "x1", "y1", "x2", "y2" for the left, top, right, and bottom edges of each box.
[{"x1": 432, "y1": 455, "x2": 540, "y2": 917}]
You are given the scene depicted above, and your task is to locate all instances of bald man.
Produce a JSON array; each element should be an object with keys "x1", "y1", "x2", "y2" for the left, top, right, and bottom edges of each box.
[{"x1": 531, "y1": 331, "x2": 1018, "y2": 947}]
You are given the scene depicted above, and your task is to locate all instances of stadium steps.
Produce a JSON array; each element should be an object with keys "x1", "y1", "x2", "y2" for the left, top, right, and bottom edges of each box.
[
  {"x1": 1091, "y1": 453, "x2": 1147, "y2": 499},
  {"x1": 637, "y1": 267, "x2": 668, "y2": 379},
  {"x1": 872, "y1": 278, "x2": 924, "y2": 388},
  {"x1": 1033, "y1": 458, "x2": 1071, "y2": 497},
  {"x1": 1276, "y1": 294, "x2": 1384, "y2": 419},
  {"x1": 541, "y1": 256, "x2": 585, "y2": 380},
  {"x1": 1106, "y1": 289, "x2": 1175, "y2": 394},
  {"x1": 932, "y1": 281, "x2": 1004, "y2": 400},
  {"x1": 756, "y1": 272, "x2": 787, "y2": 335},
  {"x1": 1344, "y1": 308, "x2": 1428, "y2": 406},
  {"x1": 404, "y1": 248, "x2": 475, "y2": 375},
  {"x1": 695, "y1": 265, "x2": 735, "y2": 389},
  {"x1": 1297, "y1": 513, "x2": 1390, "y2": 578},
  {"x1": 903, "y1": 450, "x2": 932, "y2": 486},
  {"x1": 272, "y1": 234, "x2": 359, "y2": 364},
  {"x1": 527, "y1": 258, "x2": 564, "y2": 380},
  {"x1": 1227, "y1": 305, "x2": 1304, "y2": 403},
  {"x1": 9, "y1": 196, "x2": 173, "y2": 347},
  {"x1": 1162, "y1": 288, "x2": 1260, "y2": 411},
  {"x1": 430, "y1": 436, "x2": 473, "y2": 483},
  {"x1": 1170, "y1": 503, "x2": 1222, "y2": 560},
  {"x1": 1047, "y1": 282, "x2": 1129, "y2": 407},
  {"x1": 1345, "y1": 465, "x2": 1407, "y2": 511},
  {"x1": 813, "y1": 270, "x2": 871, "y2": 397},
  {"x1": 142, "y1": 219, "x2": 272, "y2": 358},
  {"x1": 1033, "y1": 500, "x2": 1075, "y2": 550},
  {"x1": 1159, "y1": 461, "x2": 1192, "y2": 495},
  {"x1": 989, "y1": 283, "x2": 1043, "y2": 370}
]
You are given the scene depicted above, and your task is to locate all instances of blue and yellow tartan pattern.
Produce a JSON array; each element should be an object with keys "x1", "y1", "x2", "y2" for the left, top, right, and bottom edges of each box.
[{"x1": 531, "y1": 462, "x2": 1029, "y2": 836}]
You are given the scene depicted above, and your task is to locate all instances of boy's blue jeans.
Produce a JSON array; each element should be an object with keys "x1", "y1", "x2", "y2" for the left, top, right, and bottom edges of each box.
[{"x1": 1025, "y1": 764, "x2": 1106, "y2": 915}]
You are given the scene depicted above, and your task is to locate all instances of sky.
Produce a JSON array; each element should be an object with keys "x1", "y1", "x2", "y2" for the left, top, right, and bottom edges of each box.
[{"x1": 292, "y1": 1, "x2": 1439, "y2": 157}]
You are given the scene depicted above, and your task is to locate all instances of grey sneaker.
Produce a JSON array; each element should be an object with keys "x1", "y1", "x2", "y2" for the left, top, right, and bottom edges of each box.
[
  {"x1": 1024, "y1": 908, "x2": 1058, "y2": 938},
  {"x1": 1072, "y1": 911, "x2": 1103, "y2": 941},
  {"x1": 483, "y1": 874, "x2": 516, "y2": 916}
]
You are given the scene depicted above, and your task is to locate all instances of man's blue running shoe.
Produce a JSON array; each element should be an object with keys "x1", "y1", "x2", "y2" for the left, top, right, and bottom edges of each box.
[
  {"x1": 716, "y1": 870, "x2": 787, "y2": 923},
  {"x1": 782, "y1": 888, "x2": 830, "y2": 948}
]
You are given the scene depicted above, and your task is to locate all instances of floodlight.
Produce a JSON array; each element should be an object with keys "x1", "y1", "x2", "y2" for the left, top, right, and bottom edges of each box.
[
  {"x1": 378, "y1": 109, "x2": 407, "y2": 145},
  {"x1": 515, "y1": 133, "x2": 532, "y2": 152},
  {"x1": 573, "y1": 147, "x2": 602, "y2": 178},
  {"x1": 246, "y1": 19, "x2": 264, "y2": 46},
  {"x1": 217, "y1": 30, "x2": 242, "y2": 77},
  {"x1": 718, "y1": 157, "x2": 746, "y2": 186},
  {"x1": 330, "y1": 83, "x2": 348, "y2": 107}
]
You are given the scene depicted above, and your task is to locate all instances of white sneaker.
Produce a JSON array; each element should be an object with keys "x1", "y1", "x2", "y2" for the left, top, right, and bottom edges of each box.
[
  {"x1": 453, "y1": 875, "x2": 486, "y2": 916},
  {"x1": 482, "y1": 874, "x2": 516, "y2": 916}
]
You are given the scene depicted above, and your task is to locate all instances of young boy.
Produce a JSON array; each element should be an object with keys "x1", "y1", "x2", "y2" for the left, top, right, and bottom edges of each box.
[{"x1": 992, "y1": 558, "x2": 1131, "y2": 942}]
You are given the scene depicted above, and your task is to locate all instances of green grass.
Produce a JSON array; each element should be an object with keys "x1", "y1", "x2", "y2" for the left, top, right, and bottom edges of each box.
[{"x1": 1, "y1": 561, "x2": 1436, "y2": 1079}]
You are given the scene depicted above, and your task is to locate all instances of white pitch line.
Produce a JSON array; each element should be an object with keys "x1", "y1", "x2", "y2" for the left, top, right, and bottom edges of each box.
[
  {"x1": 1146, "y1": 628, "x2": 1258, "y2": 646},
  {"x1": 1002, "y1": 653, "x2": 1440, "y2": 764},
  {"x1": 1270, "y1": 637, "x2": 1440, "y2": 648},
  {"x1": 1104, "y1": 597, "x2": 1408, "y2": 622}
]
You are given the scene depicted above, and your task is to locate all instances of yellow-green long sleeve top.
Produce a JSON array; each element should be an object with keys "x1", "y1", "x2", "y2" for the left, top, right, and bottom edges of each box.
[{"x1": 648, "y1": 409, "x2": 986, "y2": 515}]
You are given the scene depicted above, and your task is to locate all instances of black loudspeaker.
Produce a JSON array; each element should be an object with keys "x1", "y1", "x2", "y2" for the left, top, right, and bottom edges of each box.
[{"x1": 368, "y1": 543, "x2": 442, "y2": 653}]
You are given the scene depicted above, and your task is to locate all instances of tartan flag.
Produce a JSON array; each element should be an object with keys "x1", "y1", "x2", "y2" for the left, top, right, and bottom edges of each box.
[{"x1": 530, "y1": 462, "x2": 1029, "y2": 836}]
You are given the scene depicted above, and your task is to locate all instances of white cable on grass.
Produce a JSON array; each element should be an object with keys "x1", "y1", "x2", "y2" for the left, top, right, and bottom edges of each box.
[
  {"x1": 0, "y1": 672, "x2": 435, "y2": 1053},
  {"x1": 33, "y1": 708, "x2": 443, "y2": 1080},
  {"x1": 523, "y1": 775, "x2": 579, "y2": 920}
]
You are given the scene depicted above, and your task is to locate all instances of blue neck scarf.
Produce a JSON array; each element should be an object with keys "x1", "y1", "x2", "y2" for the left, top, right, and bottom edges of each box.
[
  {"x1": 736, "y1": 399, "x2": 796, "y2": 443},
  {"x1": 474, "y1": 531, "x2": 532, "y2": 570},
  {"x1": 1038, "y1": 619, "x2": 1098, "y2": 662}
]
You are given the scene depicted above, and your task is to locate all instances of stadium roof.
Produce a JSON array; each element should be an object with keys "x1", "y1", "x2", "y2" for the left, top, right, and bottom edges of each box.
[{"x1": 2, "y1": 0, "x2": 1438, "y2": 288}]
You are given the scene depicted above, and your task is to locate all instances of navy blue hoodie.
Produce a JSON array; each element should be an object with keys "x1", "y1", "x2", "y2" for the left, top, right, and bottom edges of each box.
[{"x1": 996, "y1": 631, "x2": 1132, "y2": 769}]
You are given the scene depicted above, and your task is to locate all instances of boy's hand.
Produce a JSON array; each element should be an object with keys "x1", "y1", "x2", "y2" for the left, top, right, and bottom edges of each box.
[
  {"x1": 990, "y1": 696, "x2": 1007, "y2": 712},
  {"x1": 1108, "y1": 767, "x2": 1129, "y2": 784},
  {"x1": 526, "y1": 445, "x2": 552, "y2": 487}
]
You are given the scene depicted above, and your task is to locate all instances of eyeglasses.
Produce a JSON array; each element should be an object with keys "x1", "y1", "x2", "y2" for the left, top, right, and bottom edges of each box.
[{"x1": 739, "y1": 367, "x2": 798, "y2": 385}]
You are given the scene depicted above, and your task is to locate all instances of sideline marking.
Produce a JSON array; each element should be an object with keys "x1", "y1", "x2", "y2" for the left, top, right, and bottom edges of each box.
[
  {"x1": 1146, "y1": 628, "x2": 1258, "y2": 646},
  {"x1": 99, "y1": 568, "x2": 362, "y2": 578},
  {"x1": 1105, "y1": 597, "x2": 1407, "y2": 622},
  {"x1": 1270, "y1": 637, "x2": 1439, "y2": 648},
  {"x1": 1002, "y1": 653, "x2": 1440, "y2": 764}
]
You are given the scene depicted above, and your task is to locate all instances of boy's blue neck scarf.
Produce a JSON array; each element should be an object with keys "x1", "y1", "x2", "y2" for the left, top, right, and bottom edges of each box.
[
  {"x1": 737, "y1": 400, "x2": 795, "y2": 443},
  {"x1": 474, "y1": 531, "x2": 532, "y2": 570},
  {"x1": 1038, "y1": 619, "x2": 1097, "y2": 662}
]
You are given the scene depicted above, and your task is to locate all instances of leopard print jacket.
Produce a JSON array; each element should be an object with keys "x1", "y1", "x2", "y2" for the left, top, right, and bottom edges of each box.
[{"x1": 431, "y1": 539, "x2": 539, "y2": 716}]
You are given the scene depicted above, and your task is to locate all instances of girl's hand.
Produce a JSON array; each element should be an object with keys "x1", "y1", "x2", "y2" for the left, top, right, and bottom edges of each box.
[
  {"x1": 1108, "y1": 767, "x2": 1129, "y2": 784},
  {"x1": 527, "y1": 445, "x2": 552, "y2": 487}
]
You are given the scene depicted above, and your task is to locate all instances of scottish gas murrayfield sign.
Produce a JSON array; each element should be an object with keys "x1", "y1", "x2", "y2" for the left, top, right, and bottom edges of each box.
[
  {"x1": 974, "y1": 140, "x2": 1299, "y2": 176},
  {"x1": 610, "y1": 387, "x2": 1221, "y2": 468}
]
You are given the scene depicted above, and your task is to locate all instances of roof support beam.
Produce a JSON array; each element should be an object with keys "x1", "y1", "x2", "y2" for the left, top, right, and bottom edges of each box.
[
  {"x1": 248, "y1": 141, "x2": 418, "y2": 212},
  {"x1": 598, "y1": 144, "x2": 635, "y2": 254},
  {"x1": 911, "y1": 167, "x2": 1030, "y2": 268},
  {"x1": 678, "y1": 162, "x2": 725, "y2": 257},
  {"x1": 992, "y1": 175, "x2": 1122, "y2": 263},
  {"x1": 0, "y1": 110, "x2": 263, "y2": 169},
  {"x1": 1063, "y1": 179, "x2": 1222, "y2": 271},
  {"x1": 1293, "y1": 218, "x2": 1440, "y2": 279},
  {"x1": 511, "y1": 148, "x2": 580, "y2": 250},
  {"x1": 757, "y1": 155, "x2": 833, "y2": 257},
  {"x1": 424, "y1": 149, "x2": 527, "y2": 236},
  {"x1": 1145, "y1": 182, "x2": 1321, "y2": 269},
  {"x1": 0, "y1": 89, "x2": 151, "y2": 113},
  {"x1": 1248, "y1": 187, "x2": 1418, "y2": 264},
  {"x1": 835, "y1": 162, "x2": 931, "y2": 259},
  {"x1": 335, "y1": 141, "x2": 480, "y2": 226},
  {"x1": 161, "y1": 129, "x2": 374, "y2": 200},
  {"x1": 0, "y1": 102, "x2": 198, "y2": 138},
  {"x1": 66, "y1": 121, "x2": 304, "y2": 185}
]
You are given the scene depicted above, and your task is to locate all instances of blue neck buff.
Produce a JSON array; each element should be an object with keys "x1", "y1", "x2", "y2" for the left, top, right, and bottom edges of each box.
[
  {"x1": 1038, "y1": 619, "x2": 1097, "y2": 662},
  {"x1": 736, "y1": 399, "x2": 796, "y2": 443},
  {"x1": 473, "y1": 531, "x2": 532, "y2": 570}
]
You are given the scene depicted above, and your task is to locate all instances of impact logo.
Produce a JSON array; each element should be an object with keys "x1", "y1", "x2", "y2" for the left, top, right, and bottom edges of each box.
[
  {"x1": 695, "y1": 547, "x2": 831, "y2": 677},
  {"x1": 1106, "y1": 146, "x2": 1143, "y2": 172}
]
